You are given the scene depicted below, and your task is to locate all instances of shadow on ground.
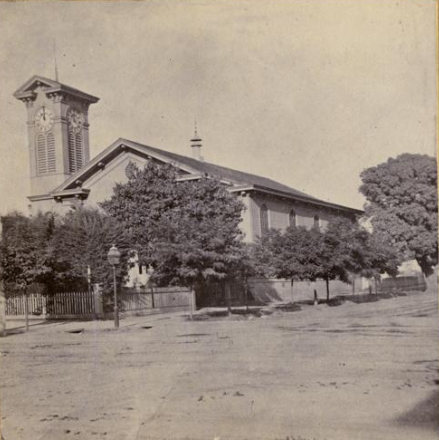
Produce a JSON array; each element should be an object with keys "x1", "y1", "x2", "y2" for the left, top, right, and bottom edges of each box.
[{"x1": 396, "y1": 389, "x2": 439, "y2": 430}]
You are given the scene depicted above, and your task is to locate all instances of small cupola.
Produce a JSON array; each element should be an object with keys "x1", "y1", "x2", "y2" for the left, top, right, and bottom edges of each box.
[{"x1": 190, "y1": 121, "x2": 203, "y2": 161}]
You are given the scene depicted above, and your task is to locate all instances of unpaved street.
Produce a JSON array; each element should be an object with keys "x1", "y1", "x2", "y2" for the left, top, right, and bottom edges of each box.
[{"x1": 1, "y1": 292, "x2": 438, "y2": 440}]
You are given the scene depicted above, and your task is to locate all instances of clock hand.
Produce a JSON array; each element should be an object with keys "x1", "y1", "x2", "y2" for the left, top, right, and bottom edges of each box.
[{"x1": 42, "y1": 106, "x2": 46, "y2": 121}]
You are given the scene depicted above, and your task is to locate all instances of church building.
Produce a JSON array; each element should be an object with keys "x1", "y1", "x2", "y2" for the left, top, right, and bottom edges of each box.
[{"x1": 14, "y1": 75, "x2": 363, "y2": 299}]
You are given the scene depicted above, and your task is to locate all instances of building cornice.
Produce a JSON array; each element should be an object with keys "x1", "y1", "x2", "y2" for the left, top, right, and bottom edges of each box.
[{"x1": 230, "y1": 185, "x2": 363, "y2": 215}]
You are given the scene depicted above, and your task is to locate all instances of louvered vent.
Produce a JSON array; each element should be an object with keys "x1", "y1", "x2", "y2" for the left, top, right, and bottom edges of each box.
[
  {"x1": 75, "y1": 132, "x2": 83, "y2": 170},
  {"x1": 36, "y1": 134, "x2": 47, "y2": 174},
  {"x1": 68, "y1": 130, "x2": 76, "y2": 173},
  {"x1": 46, "y1": 132, "x2": 56, "y2": 173}
]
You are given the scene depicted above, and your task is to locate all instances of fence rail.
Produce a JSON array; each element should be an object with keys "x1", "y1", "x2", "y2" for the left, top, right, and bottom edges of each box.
[
  {"x1": 47, "y1": 292, "x2": 95, "y2": 315},
  {"x1": 6, "y1": 293, "x2": 46, "y2": 316},
  {"x1": 6, "y1": 287, "x2": 191, "y2": 318}
]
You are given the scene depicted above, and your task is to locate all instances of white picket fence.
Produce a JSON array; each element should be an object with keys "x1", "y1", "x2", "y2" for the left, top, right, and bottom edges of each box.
[
  {"x1": 6, "y1": 293, "x2": 47, "y2": 316},
  {"x1": 6, "y1": 291, "x2": 94, "y2": 317},
  {"x1": 5, "y1": 287, "x2": 191, "y2": 319}
]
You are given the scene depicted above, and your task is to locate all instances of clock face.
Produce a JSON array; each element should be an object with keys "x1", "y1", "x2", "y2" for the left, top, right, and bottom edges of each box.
[
  {"x1": 67, "y1": 108, "x2": 83, "y2": 133},
  {"x1": 35, "y1": 106, "x2": 54, "y2": 132}
]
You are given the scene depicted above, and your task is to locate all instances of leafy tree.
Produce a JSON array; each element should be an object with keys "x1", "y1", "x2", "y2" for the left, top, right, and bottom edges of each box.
[
  {"x1": 360, "y1": 154, "x2": 437, "y2": 276},
  {"x1": 52, "y1": 207, "x2": 133, "y2": 296},
  {"x1": 0, "y1": 212, "x2": 55, "y2": 330},
  {"x1": 323, "y1": 217, "x2": 400, "y2": 296},
  {"x1": 252, "y1": 217, "x2": 400, "y2": 302},
  {"x1": 101, "y1": 161, "x2": 246, "y2": 297},
  {"x1": 251, "y1": 226, "x2": 334, "y2": 301}
]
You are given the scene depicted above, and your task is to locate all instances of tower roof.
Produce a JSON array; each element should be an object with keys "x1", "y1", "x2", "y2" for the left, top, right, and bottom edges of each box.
[{"x1": 14, "y1": 75, "x2": 99, "y2": 103}]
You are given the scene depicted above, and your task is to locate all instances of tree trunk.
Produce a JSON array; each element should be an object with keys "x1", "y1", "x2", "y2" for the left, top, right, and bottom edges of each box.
[
  {"x1": 150, "y1": 284, "x2": 155, "y2": 309},
  {"x1": 352, "y1": 276, "x2": 355, "y2": 295},
  {"x1": 374, "y1": 277, "x2": 378, "y2": 294},
  {"x1": 244, "y1": 277, "x2": 249, "y2": 312},
  {"x1": 225, "y1": 281, "x2": 232, "y2": 315},
  {"x1": 24, "y1": 288, "x2": 29, "y2": 332},
  {"x1": 326, "y1": 278, "x2": 330, "y2": 302},
  {"x1": 188, "y1": 285, "x2": 194, "y2": 320},
  {"x1": 291, "y1": 279, "x2": 294, "y2": 303},
  {"x1": 0, "y1": 275, "x2": 6, "y2": 337},
  {"x1": 424, "y1": 270, "x2": 437, "y2": 293}
]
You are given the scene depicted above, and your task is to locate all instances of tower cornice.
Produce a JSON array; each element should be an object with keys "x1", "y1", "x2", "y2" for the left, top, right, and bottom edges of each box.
[{"x1": 14, "y1": 75, "x2": 99, "y2": 105}]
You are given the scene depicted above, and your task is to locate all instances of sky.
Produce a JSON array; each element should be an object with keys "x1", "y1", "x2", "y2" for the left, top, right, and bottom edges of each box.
[{"x1": 0, "y1": 0, "x2": 436, "y2": 215}]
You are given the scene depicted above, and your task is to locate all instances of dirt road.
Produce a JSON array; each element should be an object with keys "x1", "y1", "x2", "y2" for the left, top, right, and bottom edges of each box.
[{"x1": 1, "y1": 292, "x2": 438, "y2": 440}]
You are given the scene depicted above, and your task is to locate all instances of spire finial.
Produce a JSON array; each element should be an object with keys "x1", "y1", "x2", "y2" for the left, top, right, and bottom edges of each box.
[
  {"x1": 53, "y1": 40, "x2": 59, "y2": 82},
  {"x1": 190, "y1": 119, "x2": 203, "y2": 161}
]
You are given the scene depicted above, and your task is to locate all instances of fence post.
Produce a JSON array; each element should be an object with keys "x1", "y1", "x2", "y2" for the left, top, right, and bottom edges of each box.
[
  {"x1": 93, "y1": 284, "x2": 104, "y2": 318},
  {"x1": 225, "y1": 281, "x2": 232, "y2": 315},
  {"x1": 0, "y1": 277, "x2": 5, "y2": 337},
  {"x1": 189, "y1": 289, "x2": 196, "y2": 320},
  {"x1": 24, "y1": 289, "x2": 29, "y2": 331},
  {"x1": 150, "y1": 285, "x2": 155, "y2": 309}
]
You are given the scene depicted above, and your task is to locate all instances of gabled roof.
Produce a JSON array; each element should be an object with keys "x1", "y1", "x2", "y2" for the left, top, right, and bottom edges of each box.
[
  {"x1": 52, "y1": 138, "x2": 363, "y2": 215},
  {"x1": 14, "y1": 75, "x2": 99, "y2": 103}
]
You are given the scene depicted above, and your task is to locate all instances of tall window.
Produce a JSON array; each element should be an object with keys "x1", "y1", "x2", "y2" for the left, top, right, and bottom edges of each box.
[
  {"x1": 260, "y1": 204, "x2": 269, "y2": 236},
  {"x1": 313, "y1": 214, "x2": 320, "y2": 229},
  {"x1": 46, "y1": 132, "x2": 56, "y2": 173},
  {"x1": 289, "y1": 209, "x2": 297, "y2": 227},
  {"x1": 68, "y1": 130, "x2": 83, "y2": 173},
  {"x1": 36, "y1": 132, "x2": 56, "y2": 175}
]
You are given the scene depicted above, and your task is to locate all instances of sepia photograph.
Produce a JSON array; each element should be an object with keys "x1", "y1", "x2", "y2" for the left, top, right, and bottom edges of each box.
[{"x1": 0, "y1": 1, "x2": 437, "y2": 439}]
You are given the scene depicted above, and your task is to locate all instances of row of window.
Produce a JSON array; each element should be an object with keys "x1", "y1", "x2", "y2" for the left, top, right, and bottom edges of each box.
[{"x1": 260, "y1": 204, "x2": 320, "y2": 235}]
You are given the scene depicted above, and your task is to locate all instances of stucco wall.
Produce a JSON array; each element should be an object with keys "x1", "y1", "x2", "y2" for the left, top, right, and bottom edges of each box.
[
  {"x1": 249, "y1": 193, "x2": 337, "y2": 240},
  {"x1": 84, "y1": 153, "x2": 148, "y2": 207},
  {"x1": 248, "y1": 277, "x2": 365, "y2": 303}
]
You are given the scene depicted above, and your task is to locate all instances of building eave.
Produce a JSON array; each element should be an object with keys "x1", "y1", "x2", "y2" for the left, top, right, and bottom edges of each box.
[
  {"x1": 52, "y1": 138, "x2": 200, "y2": 193},
  {"x1": 230, "y1": 185, "x2": 363, "y2": 215}
]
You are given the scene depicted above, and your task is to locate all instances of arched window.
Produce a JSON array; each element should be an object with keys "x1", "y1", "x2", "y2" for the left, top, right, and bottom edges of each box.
[
  {"x1": 36, "y1": 132, "x2": 56, "y2": 175},
  {"x1": 36, "y1": 133, "x2": 47, "y2": 174},
  {"x1": 314, "y1": 214, "x2": 320, "y2": 229},
  {"x1": 46, "y1": 132, "x2": 56, "y2": 173},
  {"x1": 68, "y1": 130, "x2": 83, "y2": 173},
  {"x1": 289, "y1": 209, "x2": 297, "y2": 227},
  {"x1": 260, "y1": 204, "x2": 269, "y2": 236}
]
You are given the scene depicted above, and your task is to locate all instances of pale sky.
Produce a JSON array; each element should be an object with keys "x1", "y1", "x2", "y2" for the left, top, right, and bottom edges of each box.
[{"x1": 0, "y1": 0, "x2": 436, "y2": 215}]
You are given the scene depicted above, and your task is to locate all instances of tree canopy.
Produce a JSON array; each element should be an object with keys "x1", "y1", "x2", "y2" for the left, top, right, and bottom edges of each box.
[
  {"x1": 359, "y1": 154, "x2": 437, "y2": 276},
  {"x1": 0, "y1": 212, "x2": 55, "y2": 292},
  {"x1": 101, "y1": 161, "x2": 246, "y2": 288},
  {"x1": 51, "y1": 207, "x2": 133, "y2": 291},
  {"x1": 251, "y1": 216, "x2": 400, "y2": 300}
]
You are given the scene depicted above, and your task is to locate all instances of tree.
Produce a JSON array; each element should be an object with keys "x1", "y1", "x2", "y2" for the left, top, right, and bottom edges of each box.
[
  {"x1": 360, "y1": 154, "x2": 437, "y2": 276},
  {"x1": 252, "y1": 217, "x2": 400, "y2": 303},
  {"x1": 101, "y1": 161, "x2": 246, "y2": 299},
  {"x1": 251, "y1": 226, "x2": 334, "y2": 301},
  {"x1": 323, "y1": 217, "x2": 400, "y2": 296},
  {"x1": 52, "y1": 207, "x2": 133, "y2": 296},
  {"x1": 358, "y1": 231, "x2": 400, "y2": 293},
  {"x1": 0, "y1": 212, "x2": 55, "y2": 330}
]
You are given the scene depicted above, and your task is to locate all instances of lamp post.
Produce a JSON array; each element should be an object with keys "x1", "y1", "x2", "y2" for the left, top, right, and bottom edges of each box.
[{"x1": 107, "y1": 245, "x2": 121, "y2": 328}]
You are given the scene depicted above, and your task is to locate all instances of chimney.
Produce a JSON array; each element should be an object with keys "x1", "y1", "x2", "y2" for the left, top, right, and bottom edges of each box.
[{"x1": 190, "y1": 121, "x2": 203, "y2": 161}]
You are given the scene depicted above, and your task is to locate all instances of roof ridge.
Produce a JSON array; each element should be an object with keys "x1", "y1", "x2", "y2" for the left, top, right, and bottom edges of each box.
[{"x1": 124, "y1": 139, "x2": 319, "y2": 200}]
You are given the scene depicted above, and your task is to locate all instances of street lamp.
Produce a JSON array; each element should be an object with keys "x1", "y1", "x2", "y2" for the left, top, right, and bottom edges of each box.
[{"x1": 107, "y1": 244, "x2": 121, "y2": 328}]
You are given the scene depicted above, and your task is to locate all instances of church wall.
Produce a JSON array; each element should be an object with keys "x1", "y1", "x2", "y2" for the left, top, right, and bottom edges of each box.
[
  {"x1": 250, "y1": 193, "x2": 335, "y2": 239},
  {"x1": 237, "y1": 194, "x2": 255, "y2": 243},
  {"x1": 83, "y1": 153, "x2": 148, "y2": 207},
  {"x1": 248, "y1": 277, "x2": 364, "y2": 303}
]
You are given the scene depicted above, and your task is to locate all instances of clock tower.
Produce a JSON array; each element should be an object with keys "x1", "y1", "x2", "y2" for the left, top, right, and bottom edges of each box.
[{"x1": 14, "y1": 75, "x2": 99, "y2": 198}]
